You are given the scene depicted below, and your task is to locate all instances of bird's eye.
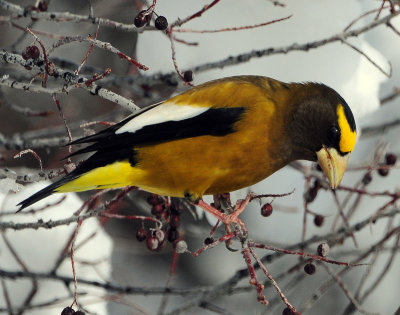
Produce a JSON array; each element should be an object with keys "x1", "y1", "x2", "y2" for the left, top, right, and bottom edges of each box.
[{"x1": 327, "y1": 126, "x2": 340, "y2": 144}]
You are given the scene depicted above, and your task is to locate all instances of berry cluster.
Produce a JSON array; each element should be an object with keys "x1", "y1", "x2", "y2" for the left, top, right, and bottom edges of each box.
[
  {"x1": 61, "y1": 307, "x2": 84, "y2": 315},
  {"x1": 135, "y1": 195, "x2": 183, "y2": 251},
  {"x1": 134, "y1": 9, "x2": 168, "y2": 31},
  {"x1": 377, "y1": 152, "x2": 397, "y2": 177}
]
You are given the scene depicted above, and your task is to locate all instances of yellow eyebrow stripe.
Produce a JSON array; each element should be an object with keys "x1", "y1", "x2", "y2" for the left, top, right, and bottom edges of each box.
[{"x1": 337, "y1": 104, "x2": 356, "y2": 153}]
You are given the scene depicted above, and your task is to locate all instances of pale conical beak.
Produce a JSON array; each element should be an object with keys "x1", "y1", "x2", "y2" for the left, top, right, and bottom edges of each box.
[{"x1": 316, "y1": 147, "x2": 350, "y2": 189}]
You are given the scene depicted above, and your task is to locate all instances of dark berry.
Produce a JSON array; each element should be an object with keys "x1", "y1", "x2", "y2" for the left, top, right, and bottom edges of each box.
[
  {"x1": 155, "y1": 16, "x2": 168, "y2": 30},
  {"x1": 22, "y1": 45, "x2": 40, "y2": 60},
  {"x1": 167, "y1": 228, "x2": 179, "y2": 242},
  {"x1": 304, "y1": 180, "x2": 320, "y2": 203},
  {"x1": 170, "y1": 215, "x2": 180, "y2": 228},
  {"x1": 317, "y1": 243, "x2": 330, "y2": 257},
  {"x1": 38, "y1": 1, "x2": 48, "y2": 11},
  {"x1": 314, "y1": 215, "x2": 324, "y2": 227},
  {"x1": 147, "y1": 194, "x2": 162, "y2": 206},
  {"x1": 261, "y1": 203, "x2": 273, "y2": 217},
  {"x1": 75, "y1": 312, "x2": 85, "y2": 315},
  {"x1": 362, "y1": 172, "x2": 372, "y2": 185},
  {"x1": 385, "y1": 153, "x2": 397, "y2": 165},
  {"x1": 377, "y1": 167, "x2": 389, "y2": 177},
  {"x1": 183, "y1": 70, "x2": 193, "y2": 82},
  {"x1": 282, "y1": 307, "x2": 295, "y2": 315},
  {"x1": 134, "y1": 10, "x2": 151, "y2": 28},
  {"x1": 61, "y1": 307, "x2": 75, "y2": 315},
  {"x1": 146, "y1": 235, "x2": 159, "y2": 251},
  {"x1": 204, "y1": 237, "x2": 214, "y2": 245},
  {"x1": 136, "y1": 227, "x2": 147, "y2": 242},
  {"x1": 304, "y1": 262, "x2": 316, "y2": 275},
  {"x1": 170, "y1": 202, "x2": 184, "y2": 214},
  {"x1": 151, "y1": 203, "x2": 164, "y2": 215}
]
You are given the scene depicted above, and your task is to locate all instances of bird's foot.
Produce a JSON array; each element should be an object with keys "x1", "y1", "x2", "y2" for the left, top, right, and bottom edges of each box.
[{"x1": 195, "y1": 193, "x2": 253, "y2": 235}]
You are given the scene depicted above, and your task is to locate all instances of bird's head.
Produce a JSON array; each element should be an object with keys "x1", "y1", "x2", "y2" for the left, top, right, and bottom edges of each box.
[{"x1": 289, "y1": 83, "x2": 356, "y2": 189}]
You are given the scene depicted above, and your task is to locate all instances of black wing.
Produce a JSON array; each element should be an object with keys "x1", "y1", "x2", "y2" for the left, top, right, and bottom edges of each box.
[{"x1": 17, "y1": 104, "x2": 246, "y2": 211}]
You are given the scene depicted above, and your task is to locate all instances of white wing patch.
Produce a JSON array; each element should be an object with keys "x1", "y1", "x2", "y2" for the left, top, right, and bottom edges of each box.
[{"x1": 115, "y1": 102, "x2": 209, "y2": 134}]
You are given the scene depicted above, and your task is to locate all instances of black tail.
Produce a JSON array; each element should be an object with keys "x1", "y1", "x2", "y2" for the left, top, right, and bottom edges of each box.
[{"x1": 16, "y1": 172, "x2": 79, "y2": 212}]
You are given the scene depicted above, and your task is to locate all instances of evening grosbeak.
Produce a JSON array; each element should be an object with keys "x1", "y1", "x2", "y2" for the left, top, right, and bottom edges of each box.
[{"x1": 18, "y1": 75, "x2": 356, "y2": 211}]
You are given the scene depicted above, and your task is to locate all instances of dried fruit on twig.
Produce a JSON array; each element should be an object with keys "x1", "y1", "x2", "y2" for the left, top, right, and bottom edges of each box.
[
  {"x1": 183, "y1": 70, "x2": 193, "y2": 82},
  {"x1": 155, "y1": 16, "x2": 168, "y2": 30},
  {"x1": 362, "y1": 172, "x2": 372, "y2": 185},
  {"x1": 304, "y1": 262, "x2": 316, "y2": 275},
  {"x1": 167, "y1": 227, "x2": 179, "y2": 242},
  {"x1": 136, "y1": 227, "x2": 147, "y2": 242},
  {"x1": 385, "y1": 153, "x2": 397, "y2": 165},
  {"x1": 377, "y1": 167, "x2": 389, "y2": 177},
  {"x1": 282, "y1": 307, "x2": 295, "y2": 315},
  {"x1": 204, "y1": 237, "x2": 214, "y2": 245},
  {"x1": 22, "y1": 45, "x2": 40, "y2": 60},
  {"x1": 261, "y1": 203, "x2": 273, "y2": 217},
  {"x1": 134, "y1": 10, "x2": 152, "y2": 28},
  {"x1": 61, "y1": 307, "x2": 75, "y2": 315},
  {"x1": 314, "y1": 214, "x2": 324, "y2": 227}
]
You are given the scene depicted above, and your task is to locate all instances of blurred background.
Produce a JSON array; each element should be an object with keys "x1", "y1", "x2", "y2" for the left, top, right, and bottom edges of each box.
[{"x1": 1, "y1": 0, "x2": 400, "y2": 314}]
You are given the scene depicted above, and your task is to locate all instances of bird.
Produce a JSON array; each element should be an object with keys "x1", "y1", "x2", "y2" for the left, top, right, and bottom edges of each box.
[{"x1": 17, "y1": 75, "x2": 357, "y2": 218}]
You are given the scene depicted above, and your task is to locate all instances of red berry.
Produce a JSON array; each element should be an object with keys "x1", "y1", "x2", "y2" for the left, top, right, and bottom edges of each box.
[
  {"x1": 304, "y1": 262, "x2": 316, "y2": 275},
  {"x1": 377, "y1": 167, "x2": 389, "y2": 177},
  {"x1": 183, "y1": 70, "x2": 193, "y2": 82},
  {"x1": 146, "y1": 235, "x2": 159, "y2": 251},
  {"x1": 204, "y1": 237, "x2": 214, "y2": 245},
  {"x1": 147, "y1": 194, "x2": 162, "y2": 206},
  {"x1": 136, "y1": 227, "x2": 147, "y2": 242},
  {"x1": 134, "y1": 10, "x2": 151, "y2": 28},
  {"x1": 261, "y1": 203, "x2": 273, "y2": 217},
  {"x1": 151, "y1": 203, "x2": 164, "y2": 215},
  {"x1": 155, "y1": 16, "x2": 168, "y2": 30},
  {"x1": 169, "y1": 215, "x2": 180, "y2": 228},
  {"x1": 61, "y1": 307, "x2": 75, "y2": 315},
  {"x1": 385, "y1": 153, "x2": 397, "y2": 165},
  {"x1": 22, "y1": 45, "x2": 40, "y2": 60},
  {"x1": 314, "y1": 215, "x2": 324, "y2": 227}
]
